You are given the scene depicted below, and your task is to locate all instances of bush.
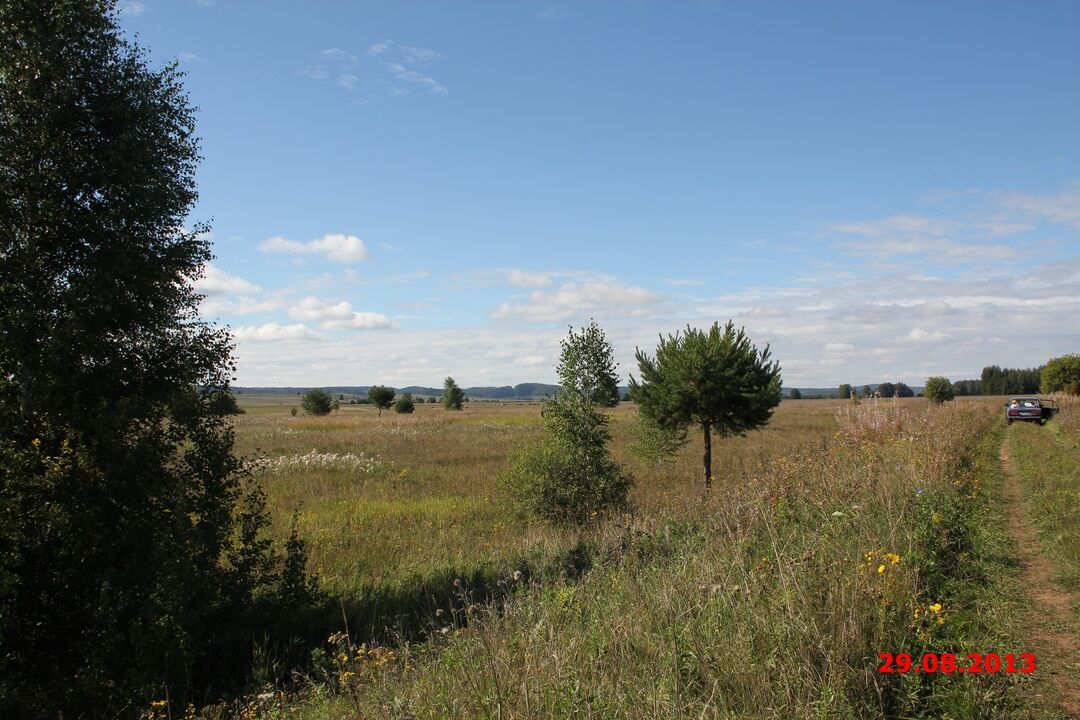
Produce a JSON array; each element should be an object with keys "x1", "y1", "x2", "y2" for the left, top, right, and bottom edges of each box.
[
  {"x1": 368, "y1": 385, "x2": 395, "y2": 415},
  {"x1": 924, "y1": 376, "x2": 954, "y2": 403},
  {"x1": 301, "y1": 389, "x2": 333, "y2": 416},
  {"x1": 502, "y1": 324, "x2": 631, "y2": 525},
  {"x1": 443, "y1": 377, "x2": 465, "y2": 410},
  {"x1": 502, "y1": 410, "x2": 632, "y2": 525},
  {"x1": 1041, "y1": 354, "x2": 1080, "y2": 395},
  {"x1": 394, "y1": 393, "x2": 415, "y2": 414}
]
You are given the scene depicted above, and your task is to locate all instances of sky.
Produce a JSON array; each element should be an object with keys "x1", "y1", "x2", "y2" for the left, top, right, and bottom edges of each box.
[{"x1": 117, "y1": 1, "x2": 1080, "y2": 388}]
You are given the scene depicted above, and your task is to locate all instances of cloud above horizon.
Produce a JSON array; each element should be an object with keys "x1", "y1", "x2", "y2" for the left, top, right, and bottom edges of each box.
[{"x1": 260, "y1": 233, "x2": 369, "y2": 263}]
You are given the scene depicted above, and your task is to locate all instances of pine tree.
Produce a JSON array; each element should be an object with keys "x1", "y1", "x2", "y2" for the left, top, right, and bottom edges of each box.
[{"x1": 630, "y1": 322, "x2": 782, "y2": 488}]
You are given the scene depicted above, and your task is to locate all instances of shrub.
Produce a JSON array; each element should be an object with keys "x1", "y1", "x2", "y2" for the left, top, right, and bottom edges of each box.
[
  {"x1": 502, "y1": 324, "x2": 631, "y2": 525},
  {"x1": 1041, "y1": 354, "x2": 1080, "y2": 395},
  {"x1": 924, "y1": 376, "x2": 954, "y2": 403},
  {"x1": 442, "y1": 376, "x2": 465, "y2": 410},
  {"x1": 368, "y1": 385, "x2": 395, "y2": 416},
  {"x1": 394, "y1": 393, "x2": 415, "y2": 414},
  {"x1": 301, "y1": 389, "x2": 333, "y2": 416}
]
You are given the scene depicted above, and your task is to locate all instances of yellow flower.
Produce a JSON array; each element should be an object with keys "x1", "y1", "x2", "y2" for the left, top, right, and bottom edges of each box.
[
  {"x1": 883, "y1": 552, "x2": 901, "y2": 565},
  {"x1": 877, "y1": 564, "x2": 886, "y2": 574},
  {"x1": 929, "y1": 602, "x2": 942, "y2": 613}
]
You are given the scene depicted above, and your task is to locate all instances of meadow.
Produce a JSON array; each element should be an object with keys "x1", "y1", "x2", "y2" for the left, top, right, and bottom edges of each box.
[{"x1": 191, "y1": 394, "x2": 1078, "y2": 719}]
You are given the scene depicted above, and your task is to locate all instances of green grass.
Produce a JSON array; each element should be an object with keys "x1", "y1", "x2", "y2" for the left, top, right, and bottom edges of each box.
[
  {"x1": 195, "y1": 397, "x2": 1068, "y2": 719},
  {"x1": 1008, "y1": 417, "x2": 1080, "y2": 593}
]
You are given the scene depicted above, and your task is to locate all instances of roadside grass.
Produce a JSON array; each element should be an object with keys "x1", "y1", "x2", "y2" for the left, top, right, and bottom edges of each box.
[
  {"x1": 201, "y1": 397, "x2": 1061, "y2": 719},
  {"x1": 1008, "y1": 397, "x2": 1080, "y2": 596}
]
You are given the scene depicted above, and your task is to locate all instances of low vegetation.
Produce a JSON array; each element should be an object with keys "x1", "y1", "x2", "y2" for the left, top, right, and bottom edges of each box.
[{"x1": 217, "y1": 395, "x2": 1065, "y2": 719}]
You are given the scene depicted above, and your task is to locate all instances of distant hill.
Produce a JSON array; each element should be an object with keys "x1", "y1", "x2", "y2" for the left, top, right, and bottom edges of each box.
[
  {"x1": 787, "y1": 384, "x2": 925, "y2": 398},
  {"x1": 233, "y1": 383, "x2": 925, "y2": 401},
  {"x1": 233, "y1": 382, "x2": 563, "y2": 400}
]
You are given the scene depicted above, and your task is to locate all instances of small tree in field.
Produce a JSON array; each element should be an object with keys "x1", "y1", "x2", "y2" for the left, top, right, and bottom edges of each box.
[
  {"x1": 301, "y1": 388, "x2": 333, "y2": 416},
  {"x1": 556, "y1": 319, "x2": 621, "y2": 407},
  {"x1": 630, "y1": 321, "x2": 782, "y2": 489},
  {"x1": 838, "y1": 383, "x2": 853, "y2": 399},
  {"x1": 924, "y1": 376, "x2": 954, "y2": 403},
  {"x1": 502, "y1": 323, "x2": 631, "y2": 525},
  {"x1": 368, "y1": 385, "x2": 395, "y2": 416},
  {"x1": 442, "y1": 376, "x2": 465, "y2": 410},
  {"x1": 789, "y1": 388, "x2": 802, "y2": 400},
  {"x1": 394, "y1": 393, "x2": 415, "y2": 414},
  {"x1": 1041, "y1": 354, "x2": 1080, "y2": 395}
]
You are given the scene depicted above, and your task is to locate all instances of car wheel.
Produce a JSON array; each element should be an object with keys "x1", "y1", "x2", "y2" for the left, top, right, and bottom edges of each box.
[{"x1": 1006, "y1": 418, "x2": 1013, "y2": 425}]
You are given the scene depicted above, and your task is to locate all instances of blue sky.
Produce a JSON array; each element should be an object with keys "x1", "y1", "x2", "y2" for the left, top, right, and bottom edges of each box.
[{"x1": 118, "y1": 1, "x2": 1080, "y2": 387}]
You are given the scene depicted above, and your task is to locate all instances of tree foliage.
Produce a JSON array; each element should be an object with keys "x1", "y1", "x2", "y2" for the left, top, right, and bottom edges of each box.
[
  {"x1": 877, "y1": 382, "x2": 896, "y2": 398},
  {"x1": 0, "y1": 2, "x2": 310, "y2": 713},
  {"x1": 789, "y1": 388, "x2": 802, "y2": 400},
  {"x1": 502, "y1": 324, "x2": 630, "y2": 525},
  {"x1": 556, "y1": 320, "x2": 621, "y2": 407},
  {"x1": 630, "y1": 322, "x2": 782, "y2": 488},
  {"x1": 838, "y1": 383, "x2": 853, "y2": 399},
  {"x1": 301, "y1": 388, "x2": 333, "y2": 416},
  {"x1": 442, "y1": 376, "x2": 465, "y2": 410},
  {"x1": 895, "y1": 382, "x2": 914, "y2": 398},
  {"x1": 394, "y1": 393, "x2": 416, "y2": 414},
  {"x1": 924, "y1": 376, "x2": 954, "y2": 404},
  {"x1": 1040, "y1": 354, "x2": 1080, "y2": 395},
  {"x1": 368, "y1": 385, "x2": 395, "y2": 415},
  {"x1": 980, "y1": 365, "x2": 1042, "y2": 395}
]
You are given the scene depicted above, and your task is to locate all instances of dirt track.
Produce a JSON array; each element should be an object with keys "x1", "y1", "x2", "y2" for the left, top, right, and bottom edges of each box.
[{"x1": 999, "y1": 438, "x2": 1080, "y2": 718}]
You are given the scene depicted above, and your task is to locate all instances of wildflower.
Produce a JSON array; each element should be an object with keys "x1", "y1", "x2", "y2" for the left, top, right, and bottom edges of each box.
[
  {"x1": 883, "y1": 552, "x2": 901, "y2": 565},
  {"x1": 877, "y1": 564, "x2": 886, "y2": 574}
]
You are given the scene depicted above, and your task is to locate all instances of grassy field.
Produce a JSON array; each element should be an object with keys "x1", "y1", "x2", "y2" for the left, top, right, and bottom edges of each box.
[{"x1": 189, "y1": 395, "x2": 1076, "y2": 719}]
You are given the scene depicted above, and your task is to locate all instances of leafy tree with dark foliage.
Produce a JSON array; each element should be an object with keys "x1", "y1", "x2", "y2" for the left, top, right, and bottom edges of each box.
[
  {"x1": 838, "y1": 383, "x2": 853, "y2": 399},
  {"x1": 0, "y1": 2, "x2": 310, "y2": 715},
  {"x1": 301, "y1": 388, "x2": 333, "y2": 416},
  {"x1": 630, "y1": 322, "x2": 782, "y2": 489},
  {"x1": 442, "y1": 376, "x2": 465, "y2": 410},
  {"x1": 924, "y1": 376, "x2": 954, "y2": 403},
  {"x1": 1039, "y1": 354, "x2": 1080, "y2": 395},
  {"x1": 394, "y1": 392, "x2": 416, "y2": 414},
  {"x1": 895, "y1": 382, "x2": 915, "y2": 398},
  {"x1": 877, "y1": 382, "x2": 896, "y2": 398},
  {"x1": 368, "y1": 385, "x2": 395, "y2": 415}
]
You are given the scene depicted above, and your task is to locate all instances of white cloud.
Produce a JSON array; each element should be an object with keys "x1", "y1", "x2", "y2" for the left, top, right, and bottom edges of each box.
[
  {"x1": 117, "y1": 1, "x2": 144, "y2": 16},
  {"x1": 824, "y1": 343, "x2": 855, "y2": 353},
  {"x1": 664, "y1": 278, "x2": 706, "y2": 287},
  {"x1": 260, "y1": 233, "x2": 369, "y2": 264},
  {"x1": 508, "y1": 269, "x2": 553, "y2": 288},
  {"x1": 491, "y1": 281, "x2": 665, "y2": 323},
  {"x1": 999, "y1": 183, "x2": 1080, "y2": 228},
  {"x1": 177, "y1": 52, "x2": 205, "y2": 65},
  {"x1": 288, "y1": 296, "x2": 395, "y2": 330},
  {"x1": 906, "y1": 328, "x2": 949, "y2": 343},
  {"x1": 833, "y1": 215, "x2": 1016, "y2": 262},
  {"x1": 201, "y1": 296, "x2": 283, "y2": 317},
  {"x1": 306, "y1": 42, "x2": 447, "y2": 99},
  {"x1": 232, "y1": 323, "x2": 317, "y2": 342},
  {"x1": 194, "y1": 264, "x2": 260, "y2": 296}
]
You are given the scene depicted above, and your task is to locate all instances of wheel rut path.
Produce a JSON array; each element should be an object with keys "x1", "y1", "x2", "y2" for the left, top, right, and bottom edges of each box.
[{"x1": 999, "y1": 437, "x2": 1080, "y2": 718}]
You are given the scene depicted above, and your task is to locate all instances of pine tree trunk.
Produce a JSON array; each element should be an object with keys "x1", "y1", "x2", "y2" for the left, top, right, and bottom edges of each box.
[{"x1": 702, "y1": 420, "x2": 712, "y2": 489}]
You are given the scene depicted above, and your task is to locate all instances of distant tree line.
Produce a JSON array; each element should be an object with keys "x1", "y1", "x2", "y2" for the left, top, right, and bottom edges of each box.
[{"x1": 979, "y1": 365, "x2": 1042, "y2": 395}]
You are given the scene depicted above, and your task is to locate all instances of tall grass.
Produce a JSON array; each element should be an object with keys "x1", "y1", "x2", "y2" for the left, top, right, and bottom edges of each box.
[{"x1": 209, "y1": 398, "x2": 1049, "y2": 719}]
